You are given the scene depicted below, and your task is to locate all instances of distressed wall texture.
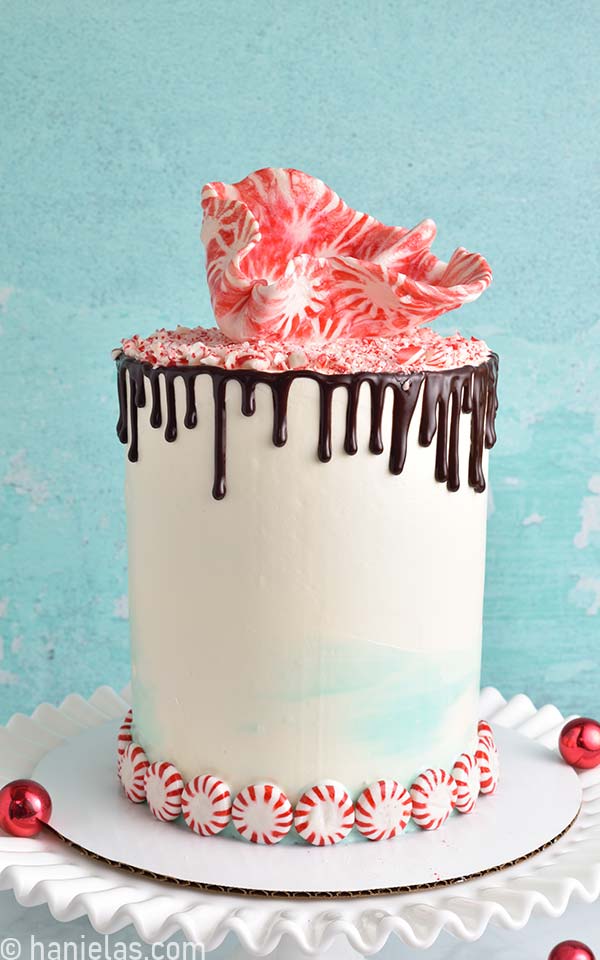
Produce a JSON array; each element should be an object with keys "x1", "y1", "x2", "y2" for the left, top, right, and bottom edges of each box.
[{"x1": 1, "y1": 1, "x2": 598, "y2": 721}]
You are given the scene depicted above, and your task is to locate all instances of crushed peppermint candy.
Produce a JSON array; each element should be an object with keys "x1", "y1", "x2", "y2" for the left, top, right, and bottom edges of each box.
[{"x1": 120, "y1": 325, "x2": 490, "y2": 375}]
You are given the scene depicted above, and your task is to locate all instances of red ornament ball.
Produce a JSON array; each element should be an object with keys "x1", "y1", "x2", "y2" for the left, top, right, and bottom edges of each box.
[
  {"x1": 548, "y1": 941, "x2": 595, "y2": 960},
  {"x1": 0, "y1": 779, "x2": 52, "y2": 838},
  {"x1": 559, "y1": 718, "x2": 600, "y2": 770}
]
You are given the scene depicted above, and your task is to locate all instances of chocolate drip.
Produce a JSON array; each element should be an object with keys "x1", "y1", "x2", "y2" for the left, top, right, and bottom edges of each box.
[
  {"x1": 184, "y1": 376, "x2": 197, "y2": 429},
  {"x1": 212, "y1": 374, "x2": 228, "y2": 500},
  {"x1": 128, "y1": 371, "x2": 139, "y2": 463},
  {"x1": 271, "y1": 378, "x2": 291, "y2": 447},
  {"x1": 344, "y1": 380, "x2": 361, "y2": 456},
  {"x1": 389, "y1": 378, "x2": 424, "y2": 476},
  {"x1": 317, "y1": 381, "x2": 335, "y2": 463},
  {"x1": 484, "y1": 355, "x2": 499, "y2": 449},
  {"x1": 468, "y1": 364, "x2": 490, "y2": 493},
  {"x1": 115, "y1": 354, "x2": 498, "y2": 500},
  {"x1": 447, "y1": 383, "x2": 463, "y2": 493},
  {"x1": 164, "y1": 375, "x2": 177, "y2": 443},
  {"x1": 116, "y1": 363, "x2": 128, "y2": 444},
  {"x1": 241, "y1": 380, "x2": 256, "y2": 418},
  {"x1": 368, "y1": 380, "x2": 386, "y2": 455},
  {"x1": 150, "y1": 374, "x2": 162, "y2": 429}
]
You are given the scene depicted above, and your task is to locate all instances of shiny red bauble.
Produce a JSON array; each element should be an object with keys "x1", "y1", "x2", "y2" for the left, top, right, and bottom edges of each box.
[
  {"x1": 559, "y1": 718, "x2": 600, "y2": 770},
  {"x1": 0, "y1": 779, "x2": 52, "y2": 837},
  {"x1": 548, "y1": 941, "x2": 596, "y2": 960}
]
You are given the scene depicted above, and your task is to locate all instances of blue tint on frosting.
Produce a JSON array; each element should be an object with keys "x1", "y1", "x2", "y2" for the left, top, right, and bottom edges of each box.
[{"x1": 256, "y1": 639, "x2": 477, "y2": 755}]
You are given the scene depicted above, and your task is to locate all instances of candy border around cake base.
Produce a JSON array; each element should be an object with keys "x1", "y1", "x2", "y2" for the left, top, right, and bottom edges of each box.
[
  {"x1": 4, "y1": 683, "x2": 599, "y2": 953},
  {"x1": 34, "y1": 719, "x2": 582, "y2": 897}
]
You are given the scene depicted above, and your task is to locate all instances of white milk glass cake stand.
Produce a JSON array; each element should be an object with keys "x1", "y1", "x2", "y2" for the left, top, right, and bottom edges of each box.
[{"x1": 0, "y1": 685, "x2": 599, "y2": 955}]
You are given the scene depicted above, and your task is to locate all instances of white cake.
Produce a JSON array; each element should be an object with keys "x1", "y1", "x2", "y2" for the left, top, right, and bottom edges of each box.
[{"x1": 115, "y1": 168, "x2": 499, "y2": 844}]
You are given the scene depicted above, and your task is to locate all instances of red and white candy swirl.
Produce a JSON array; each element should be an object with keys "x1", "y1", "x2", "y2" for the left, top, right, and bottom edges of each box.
[
  {"x1": 119, "y1": 742, "x2": 149, "y2": 803},
  {"x1": 117, "y1": 708, "x2": 133, "y2": 758},
  {"x1": 145, "y1": 761, "x2": 184, "y2": 821},
  {"x1": 294, "y1": 781, "x2": 355, "y2": 846},
  {"x1": 478, "y1": 719, "x2": 495, "y2": 749},
  {"x1": 182, "y1": 775, "x2": 232, "y2": 836},
  {"x1": 451, "y1": 753, "x2": 480, "y2": 814},
  {"x1": 232, "y1": 783, "x2": 293, "y2": 844},
  {"x1": 355, "y1": 780, "x2": 412, "y2": 841},
  {"x1": 410, "y1": 768, "x2": 457, "y2": 830},
  {"x1": 476, "y1": 739, "x2": 500, "y2": 796},
  {"x1": 201, "y1": 168, "x2": 491, "y2": 343},
  {"x1": 113, "y1": 709, "x2": 499, "y2": 841}
]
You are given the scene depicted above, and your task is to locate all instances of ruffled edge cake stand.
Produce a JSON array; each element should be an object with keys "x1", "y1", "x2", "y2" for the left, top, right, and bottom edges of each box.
[{"x1": 0, "y1": 685, "x2": 599, "y2": 954}]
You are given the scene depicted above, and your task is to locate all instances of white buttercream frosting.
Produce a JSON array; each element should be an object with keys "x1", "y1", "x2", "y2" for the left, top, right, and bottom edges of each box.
[{"x1": 125, "y1": 374, "x2": 487, "y2": 802}]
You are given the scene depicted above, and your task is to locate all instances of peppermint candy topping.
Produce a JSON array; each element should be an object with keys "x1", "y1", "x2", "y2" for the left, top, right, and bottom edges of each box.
[
  {"x1": 410, "y1": 768, "x2": 457, "y2": 831},
  {"x1": 355, "y1": 780, "x2": 412, "y2": 841},
  {"x1": 476, "y1": 740, "x2": 500, "y2": 795},
  {"x1": 294, "y1": 781, "x2": 355, "y2": 846},
  {"x1": 232, "y1": 783, "x2": 293, "y2": 844},
  {"x1": 117, "y1": 708, "x2": 133, "y2": 757},
  {"x1": 200, "y1": 169, "x2": 492, "y2": 344},
  {"x1": 182, "y1": 775, "x2": 232, "y2": 836},
  {"x1": 478, "y1": 719, "x2": 495, "y2": 749},
  {"x1": 145, "y1": 761, "x2": 184, "y2": 821},
  {"x1": 119, "y1": 742, "x2": 149, "y2": 803},
  {"x1": 451, "y1": 753, "x2": 481, "y2": 814}
]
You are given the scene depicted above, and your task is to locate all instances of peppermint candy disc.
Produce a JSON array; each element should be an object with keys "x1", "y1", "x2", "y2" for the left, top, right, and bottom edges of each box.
[
  {"x1": 478, "y1": 719, "x2": 493, "y2": 741},
  {"x1": 119, "y1": 742, "x2": 149, "y2": 803},
  {"x1": 182, "y1": 775, "x2": 232, "y2": 836},
  {"x1": 145, "y1": 761, "x2": 184, "y2": 821},
  {"x1": 410, "y1": 768, "x2": 457, "y2": 830},
  {"x1": 294, "y1": 781, "x2": 355, "y2": 845},
  {"x1": 232, "y1": 783, "x2": 293, "y2": 844},
  {"x1": 476, "y1": 740, "x2": 500, "y2": 795},
  {"x1": 355, "y1": 780, "x2": 412, "y2": 841},
  {"x1": 451, "y1": 753, "x2": 481, "y2": 814},
  {"x1": 117, "y1": 708, "x2": 133, "y2": 757},
  {"x1": 478, "y1": 719, "x2": 495, "y2": 752}
]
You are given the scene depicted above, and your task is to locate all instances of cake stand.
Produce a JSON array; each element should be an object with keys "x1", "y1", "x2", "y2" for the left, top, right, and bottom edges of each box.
[{"x1": 1, "y1": 685, "x2": 599, "y2": 955}]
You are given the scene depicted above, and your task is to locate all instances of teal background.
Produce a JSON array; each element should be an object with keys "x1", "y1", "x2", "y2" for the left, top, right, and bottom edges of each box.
[{"x1": 1, "y1": 1, "x2": 598, "y2": 722}]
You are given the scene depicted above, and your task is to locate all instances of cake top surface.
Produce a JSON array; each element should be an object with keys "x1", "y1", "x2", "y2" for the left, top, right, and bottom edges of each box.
[
  {"x1": 121, "y1": 325, "x2": 490, "y2": 374},
  {"x1": 120, "y1": 167, "x2": 492, "y2": 373}
]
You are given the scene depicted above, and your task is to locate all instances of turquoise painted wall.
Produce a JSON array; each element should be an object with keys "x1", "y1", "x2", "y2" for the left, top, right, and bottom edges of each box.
[{"x1": 1, "y1": 1, "x2": 598, "y2": 722}]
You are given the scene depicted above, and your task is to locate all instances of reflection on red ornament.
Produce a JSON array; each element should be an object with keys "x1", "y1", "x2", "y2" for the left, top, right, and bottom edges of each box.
[
  {"x1": 0, "y1": 779, "x2": 52, "y2": 838},
  {"x1": 559, "y1": 718, "x2": 600, "y2": 770},
  {"x1": 548, "y1": 940, "x2": 595, "y2": 960}
]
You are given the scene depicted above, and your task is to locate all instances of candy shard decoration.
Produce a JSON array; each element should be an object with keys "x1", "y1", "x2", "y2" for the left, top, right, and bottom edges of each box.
[
  {"x1": 145, "y1": 762, "x2": 184, "y2": 822},
  {"x1": 232, "y1": 783, "x2": 293, "y2": 844},
  {"x1": 548, "y1": 941, "x2": 596, "y2": 960},
  {"x1": 0, "y1": 780, "x2": 52, "y2": 838},
  {"x1": 201, "y1": 168, "x2": 492, "y2": 343},
  {"x1": 355, "y1": 780, "x2": 412, "y2": 841},
  {"x1": 117, "y1": 708, "x2": 133, "y2": 757},
  {"x1": 559, "y1": 718, "x2": 600, "y2": 770},
  {"x1": 410, "y1": 768, "x2": 458, "y2": 831},
  {"x1": 476, "y1": 739, "x2": 500, "y2": 796},
  {"x1": 294, "y1": 781, "x2": 355, "y2": 846},
  {"x1": 119, "y1": 742, "x2": 149, "y2": 803},
  {"x1": 182, "y1": 775, "x2": 232, "y2": 837},
  {"x1": 451, "y1": 753, "x2": 481, "y2": 814}
]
